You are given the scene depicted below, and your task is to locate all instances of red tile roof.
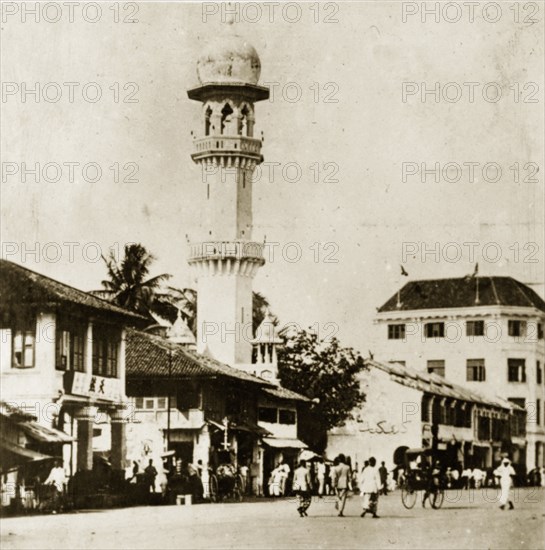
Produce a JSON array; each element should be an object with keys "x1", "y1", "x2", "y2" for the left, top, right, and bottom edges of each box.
[
  {"x1": 126, "y1": 329, "x2": 274, "y2": 386},
  {"x1": 0, "y1": 259, "x2": 142, "y2": 320},
  {"x1": 366, "y1": 359, "x2": 522, "y2": 411},
  {"x1": 379, "y1": 277, "x2": 545, "y2": 313}
]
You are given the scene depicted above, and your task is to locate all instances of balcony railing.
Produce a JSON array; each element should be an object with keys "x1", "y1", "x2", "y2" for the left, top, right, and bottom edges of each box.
[
  {"x1": 134, "y1": 408, "x2": 204, "y2": 430},
  {"x1": 193, "y1": 136, "x2": 262, "y2": 155},
  {"x1": 188, "y1": 241, "x2": 264, "y2": 263}
]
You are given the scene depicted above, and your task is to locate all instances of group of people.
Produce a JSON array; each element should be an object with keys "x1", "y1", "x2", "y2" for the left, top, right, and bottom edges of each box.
[
  {"x1": 292, "y1": 454, "x2": 387, "y2": 518},
  {"x1": 128, "y1": 457, "x2": 206, "y2": 503}
]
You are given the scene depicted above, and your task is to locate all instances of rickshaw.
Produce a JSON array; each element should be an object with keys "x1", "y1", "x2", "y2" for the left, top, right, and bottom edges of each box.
[
  {"x1": 208, "y1": 463, "x2": 244, "y2": 503},
  {"x1": 399, "y1": 448, "x2": 445, "y2": 509}
]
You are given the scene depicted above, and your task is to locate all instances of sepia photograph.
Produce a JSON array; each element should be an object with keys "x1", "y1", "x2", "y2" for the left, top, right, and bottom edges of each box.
[{"x1": 0, "y1": 1, "x2": 544, "y2": 548}]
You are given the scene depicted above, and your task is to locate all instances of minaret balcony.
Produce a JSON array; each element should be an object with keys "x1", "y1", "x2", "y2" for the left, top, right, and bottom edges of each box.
[
  {"x1": 191, "y1": 136, "x2": 263, "y2": 163},
  {"x1": 188, "y1": 241, "x2": 265, "y2": 265}
]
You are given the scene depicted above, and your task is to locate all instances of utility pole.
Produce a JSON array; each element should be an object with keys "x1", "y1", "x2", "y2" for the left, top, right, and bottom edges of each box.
[{"x1": 167, "y1": 348, "x2": 173, "y2": 450}]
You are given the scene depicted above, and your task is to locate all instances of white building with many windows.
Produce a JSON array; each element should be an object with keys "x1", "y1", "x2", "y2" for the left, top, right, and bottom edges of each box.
[{"x1": 373, "y1": 276, "x2": 545, "y2": 470}]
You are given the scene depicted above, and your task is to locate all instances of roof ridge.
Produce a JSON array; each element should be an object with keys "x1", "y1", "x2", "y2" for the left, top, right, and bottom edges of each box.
[
  {"x1": 489, "y1": 276, "x2": 501, "y2": 305},
  {"x1": 512, "y1": 278, "x2": 536, "y2": 308},
  {"x1": 1, "y1": 259, "x2": 142, "y2": 319}
]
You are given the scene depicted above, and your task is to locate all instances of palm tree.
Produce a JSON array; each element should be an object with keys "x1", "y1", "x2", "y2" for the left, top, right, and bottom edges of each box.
[{"x1": 101, "y1": 243, "x2": 171, "y2": 315}]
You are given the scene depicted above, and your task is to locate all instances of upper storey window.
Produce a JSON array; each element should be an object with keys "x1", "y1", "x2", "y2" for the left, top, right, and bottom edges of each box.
[
  {"x1": 425, "y1": 322, "x2": 445, "y2": 338},
  {"x1": 238, "y1": 105, "x2": 249, "y2": 136},
  {"x1": 388, "y1": 324, "x2": 406, "y2": 340},
  {"x1": 204, "y1": 106, "x2": 212, "y2": 136},
  {"x1": 12, "y1": 322, "x2": 36, "y2": 369},
  {"x1": 466, "y1": 320, "x2": 484, "y2": 337},
  {"x1": 220, "y1": 103, "x2": 233, "y2": 135},
  {"x1": 56, "y1": 318, "x2": 86, "y2": 372},
  {"x1": 508, "y1": 320, "x2": 526, "y2": 338}
]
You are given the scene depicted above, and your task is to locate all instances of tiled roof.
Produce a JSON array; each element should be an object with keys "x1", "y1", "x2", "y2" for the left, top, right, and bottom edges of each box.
[
  {"x1": 0, "y1": 259, "x2": 142, "y2": 320},
  {"x1": 126, "y1": 329, "x2": 274, "y2": 387},
  {"x1": 262, "y1": 386, "x2": 310, "y2": 402},
  {"x1": 378, "y1": 277, "x2": 545, "y2": 313},
  {"x1": 366, "y1": 359, "x2": 521, "y2": 411}
]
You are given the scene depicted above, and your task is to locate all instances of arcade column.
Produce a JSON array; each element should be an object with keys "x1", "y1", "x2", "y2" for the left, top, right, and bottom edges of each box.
[
  {"x1": 193, "y1": 424, "x2": 211, "y2": 498},
  {"x1": 110, "y1": 409, "x2": 127, "y2": 470},
  {"x1": 75, "y1": 406, "x2": 98, "y2": 471}
]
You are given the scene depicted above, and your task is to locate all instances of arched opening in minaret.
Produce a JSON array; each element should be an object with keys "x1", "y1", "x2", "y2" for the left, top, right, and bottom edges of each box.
[
  {"x1": 239, "y1": 105, "x2": 250, "y2": 136},
  {"x1": 220, "y1": 103, "x2": 233, "y2": 135},
  {"x1": 204, "y1": 106, "x2": 212, "y2": 136}
]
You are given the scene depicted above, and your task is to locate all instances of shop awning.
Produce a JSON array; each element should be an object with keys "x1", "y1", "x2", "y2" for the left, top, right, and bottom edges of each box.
[
  {"x1": 262, "y1": 437, "x2": 308, "y2": 449},
  {"x1": 207, "y1": 419, "x2": 271, "y2": 436},
  {"x1": 0, "y1": 439, "x2": 55, "y2": 472},
  {"x1": 231, "y1": 420, "x2": 271, "y2": 437},
  {"x1": 0, "y1": 439, "x2": 52, "y2": 460},
  {"x1": 19, "y1": 421, "x2": 74, "y2": 443}
]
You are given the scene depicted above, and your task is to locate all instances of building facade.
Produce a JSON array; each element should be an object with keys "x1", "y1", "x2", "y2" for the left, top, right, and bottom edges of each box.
[
  {"x1": 125, "y1": 328, "x2": 308, "y2": 497},
  {"x1": 0, "y1": 259, "x2": 140, "y2": 485},
  {"x1": 328, "y1": 359, "x2": 526, "y2": 474},
  {"x1": 373, "y1": 276, "x2": 545, "y2": 470}
]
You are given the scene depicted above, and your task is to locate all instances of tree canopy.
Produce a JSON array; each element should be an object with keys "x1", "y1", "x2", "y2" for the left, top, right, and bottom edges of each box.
[
  {"x1": 278, "y1": 328, "x2": 366, "y2": 447},
  {"x1": 101, "y1": 243, "x2": 171, "y2": 316}
]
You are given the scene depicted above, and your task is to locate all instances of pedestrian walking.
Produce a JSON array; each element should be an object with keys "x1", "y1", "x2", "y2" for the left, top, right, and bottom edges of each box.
[
  {"x1": 279, "y1": 461, "x2": 290, "y2": 495},
  {"x1": 360, "y1": 457, "x2": 381, "y2": 518},
  {"x1": 316, "y1": 459, "x2": 326, "y2": 497},
  {"x1": 44, "y1": 460, "x2": 66, "y2": 513},
  {"x1": 332, "y1": 454, "x2": 351, "y2": 517},
  {"x1": 269, "y1": 464, "x2": 283, "y2": 497},
  {"x1": 472, "y1": 467, "x2": 484, "y2": 489},
  {"x1": 144, "y1": 459, "x2": 158, "y2": 495},
  {"x1": 461, "y1": 467, "x2": 472, "y2": 490},
  {"x1": 494, "y1": 457, "x2": 515, "y2": 510},
  {"x1": 239, "y1": 462, "x2": 249, "y2": 494},
  {"x1": 378, "y1": 461, "x2": 388, "y2": 495},
  {"x1": 293, "y1": 460, "x2": 312, "y2": 517}
]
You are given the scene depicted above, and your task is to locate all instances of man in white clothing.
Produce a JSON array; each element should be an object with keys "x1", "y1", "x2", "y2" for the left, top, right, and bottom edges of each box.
[
  {"x1": 44, "y1": 460, "x2": 66, "y2": 513},
  {"x1": 317, "y1": 460, "x2": 326, "y2": 497},
  {"x1": 359, "y1": 456, "x2": 382, "y2": 518},
  {"x1": 493, "y1": 457, "x2": 515, "y2": 510}
]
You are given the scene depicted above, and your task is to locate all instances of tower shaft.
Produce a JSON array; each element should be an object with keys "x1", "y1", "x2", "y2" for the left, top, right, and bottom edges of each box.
[{"x1": 188, "y1": 84, "x2": 269, "y2": 365}]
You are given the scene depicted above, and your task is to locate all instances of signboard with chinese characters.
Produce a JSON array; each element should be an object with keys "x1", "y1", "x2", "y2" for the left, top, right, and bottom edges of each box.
[{"x1": 66, "y1": 371, "x2": 123, "y2": 402}]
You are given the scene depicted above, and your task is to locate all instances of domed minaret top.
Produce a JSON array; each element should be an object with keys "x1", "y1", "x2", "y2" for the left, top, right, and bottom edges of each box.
[
  {"x1": 188, "y1": 23, "x2": 269, "y2": 102},
  {"x1": 197, "y1": 34, "x2": 261, "y2": 86}
]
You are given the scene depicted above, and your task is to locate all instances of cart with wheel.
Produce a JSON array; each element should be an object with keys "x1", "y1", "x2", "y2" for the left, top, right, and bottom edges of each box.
[{"x1": 399, "y1": 448, "x2": 445, "y2": 510}]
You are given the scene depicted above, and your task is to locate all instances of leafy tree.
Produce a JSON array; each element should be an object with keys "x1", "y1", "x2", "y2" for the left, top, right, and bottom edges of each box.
[
  {"x1": 101, "y1": 243, "x2": 171, "y2": 315},
  {"x1": 278, "y1": 328, "x2": 366, "y2": 450}
]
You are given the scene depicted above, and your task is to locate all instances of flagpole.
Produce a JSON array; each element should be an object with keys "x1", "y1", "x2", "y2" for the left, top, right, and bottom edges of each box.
[{"x1": 473, "y1": 262, "x2": 480, "y2": 305}]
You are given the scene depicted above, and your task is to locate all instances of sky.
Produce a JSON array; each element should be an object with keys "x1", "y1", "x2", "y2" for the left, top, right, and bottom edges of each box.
[{"x1": 1, "y1": 1, "x2": 544, "y2": 351}]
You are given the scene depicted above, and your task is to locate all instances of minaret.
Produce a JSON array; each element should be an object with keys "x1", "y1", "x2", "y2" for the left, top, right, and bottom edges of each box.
[
  {"x1": 251, "y1": 308, "x2": 283, "y2": 382},
  {"x1": 187, "y1": 26, "x2": 269, "y2": 366}
]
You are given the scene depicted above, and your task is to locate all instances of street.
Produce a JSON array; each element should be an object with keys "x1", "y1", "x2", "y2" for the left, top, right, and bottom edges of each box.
[{"x1": 1, "y1": 488, "x2": 544, "y2": 550}]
